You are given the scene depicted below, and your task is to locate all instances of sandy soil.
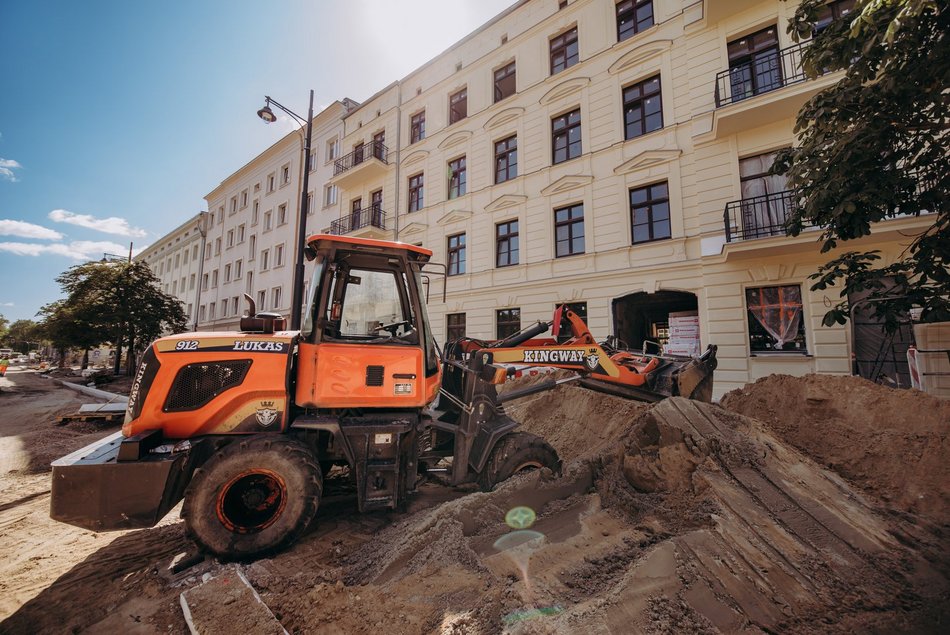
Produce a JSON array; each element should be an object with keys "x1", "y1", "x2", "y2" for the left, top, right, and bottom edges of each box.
[{"x1": 0, "y1": 367, "x2": 947, "y2": 634}]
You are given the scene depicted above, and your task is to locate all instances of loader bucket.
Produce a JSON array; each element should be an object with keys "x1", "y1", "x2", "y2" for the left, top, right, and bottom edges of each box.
[{"x1": 675, "y1": 345, "x2": 718, "y2": 402}]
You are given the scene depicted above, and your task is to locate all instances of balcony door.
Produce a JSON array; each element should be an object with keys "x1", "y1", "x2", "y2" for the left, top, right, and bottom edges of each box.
[
  {"x1": 350, "y1": 198, "x2": 362, "y2": 232},
  {"x1": 370, "y1": 190, "x2": 383, "y2": 227},
  {"x1": 727, "y1": 26, "x2": 782, "y2": 101},
  {"x1": 739, "y1": 150, "x2": 789, "y2": 239}
]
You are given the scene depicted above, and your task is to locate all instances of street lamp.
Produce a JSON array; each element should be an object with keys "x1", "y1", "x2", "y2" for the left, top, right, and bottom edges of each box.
[{"x1": 257, "y1": 91, "x2": 314, "y2": 330}]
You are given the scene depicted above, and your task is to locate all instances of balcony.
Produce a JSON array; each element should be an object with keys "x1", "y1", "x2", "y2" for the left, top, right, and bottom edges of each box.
[
  {"x1": 724, "y1": 189, "x2": 797, "y2": 243},
  {"x1": 328, "y1": 205, "x2": 388, "y2": 239},
  {"x1": 697, "y1": 41, "x2": 841, "y2": 141},
  {"x1": 331, "y1": 141, "x2": 390, "y2": 189}
]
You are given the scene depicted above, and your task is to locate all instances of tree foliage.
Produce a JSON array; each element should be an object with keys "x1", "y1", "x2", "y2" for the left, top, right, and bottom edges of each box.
[
  {"x1": 39, "y1": 261, "x2": 187, "y2": 368},
  {"x1": 774, "y1": 0, "x2": 948, "y2": 331},
  {"x1": 0, "y1": 319, "x2": 41, "y2": 353}
]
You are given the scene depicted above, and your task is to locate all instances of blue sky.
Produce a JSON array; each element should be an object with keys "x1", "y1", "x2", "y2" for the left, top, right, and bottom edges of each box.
[{"x1": 0, "y1": 0, "x2": 513, "y2": 323}]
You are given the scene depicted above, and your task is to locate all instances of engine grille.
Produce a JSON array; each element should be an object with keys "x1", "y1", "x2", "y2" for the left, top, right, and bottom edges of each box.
[
  {"x1": 164, "y1": 360, "x2": 252, "y2": 412},
  {"x1": 366, "y1": 365, "x2": 384, "y2": 387}
]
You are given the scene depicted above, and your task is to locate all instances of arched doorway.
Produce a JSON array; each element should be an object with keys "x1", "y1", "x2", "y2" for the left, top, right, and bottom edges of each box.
[{"x1": 611, "y1": 290, "x2": 699, "y2": 352}]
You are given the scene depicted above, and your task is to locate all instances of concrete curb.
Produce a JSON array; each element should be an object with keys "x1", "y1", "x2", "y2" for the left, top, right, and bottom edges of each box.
[{"x1": 54, "y1": 379, "x2": 128, "y2": 404}]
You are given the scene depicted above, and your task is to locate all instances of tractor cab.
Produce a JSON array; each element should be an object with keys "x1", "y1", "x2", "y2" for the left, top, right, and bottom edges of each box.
[{"x1": 294, "y1": 235, "x2": 441, "y2": 410}]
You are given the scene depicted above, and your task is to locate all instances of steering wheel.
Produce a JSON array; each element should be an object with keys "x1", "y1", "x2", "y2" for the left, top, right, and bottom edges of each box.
[{"x1": 373, "y1": 320, "x2": 411, "y2": 336}]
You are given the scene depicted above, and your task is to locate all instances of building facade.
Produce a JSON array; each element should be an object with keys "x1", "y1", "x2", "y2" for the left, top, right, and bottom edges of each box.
[
  {"x1": 323, "y1": 0, "x2": 928, "y2": 398},
  {"x1": 197, "y1": 99, "x2": 356, "y2": 331},
  {"x1": 137, "y1": 212, "x2": 206, "y2": 329}
]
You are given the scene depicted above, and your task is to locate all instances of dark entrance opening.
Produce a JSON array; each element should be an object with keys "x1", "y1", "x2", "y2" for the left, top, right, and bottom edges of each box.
[
  {"x1": 848, "y1": 283, "x2": 914, "y2": 388},
  {"x1": 612, "y1": 290, "x2": 699, "y2": 351}
]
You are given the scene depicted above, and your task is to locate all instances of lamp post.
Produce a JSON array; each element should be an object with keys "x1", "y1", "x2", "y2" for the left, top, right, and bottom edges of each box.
[
  {"x1": 257, "y1": 91, "x2": 314, "y2": 330},
  {"x1": 193, "y1": 211, "x2": 209, "y2": 331}
]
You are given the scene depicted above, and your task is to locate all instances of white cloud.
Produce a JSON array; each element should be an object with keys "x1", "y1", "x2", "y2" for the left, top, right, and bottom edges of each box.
[
  {"x1": 0, "y1": 158, "x2": 22, "y2": 182},
  {"x1": 0, "y1": 240, "x2": 131, "y2": 261},
  {"x1": 0, "y1": 219, "x2": 64, "y2": 240},
  {"x1": 0, "y1": 302, "x2": 14, "y2": 307},
  {"x1": 48, "y1": 209, "x2": 147, "y2": 238}
]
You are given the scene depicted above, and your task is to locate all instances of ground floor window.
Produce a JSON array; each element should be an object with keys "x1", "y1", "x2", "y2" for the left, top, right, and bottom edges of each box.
[
  {"x1": 446, "y1": 313, "x2": 466, "y2": 342},
  {"x1": 745, "y1": 284, "x2": 807, "y2": 353},
  {"x1": 556, "y1": 301, "x2": 587, "y2": 343},
  {"x1": 496, "y1": 308, "x2": 521, "y2": 340}
]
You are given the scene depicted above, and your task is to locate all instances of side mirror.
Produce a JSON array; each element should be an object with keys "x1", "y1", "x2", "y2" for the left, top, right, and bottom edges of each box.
[{"x1": 304, "y1": 246, "x2": 317, "y2": 262}]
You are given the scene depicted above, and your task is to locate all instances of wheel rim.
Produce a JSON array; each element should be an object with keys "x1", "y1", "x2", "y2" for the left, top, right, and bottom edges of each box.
[
  {"x1": 512, "y1": 460, "x2": 544, "y2": 474},
  {"x1": 216, "y1": 469, "x2": 287, "y2": 534}
]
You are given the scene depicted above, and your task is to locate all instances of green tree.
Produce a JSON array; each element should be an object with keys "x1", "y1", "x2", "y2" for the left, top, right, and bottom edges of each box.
[
  {"x1": 40, "y1": 260, "x2": 187, "y2": 373},
  {"x1": 775, "y1": 0, "x2": 948, "y2": 331},
  {"x1": 1, "y1": 319, "x2": 41, "y2": 353},
  {"x1": 0, "y1": 314, "x2": 8, "y2": 340}
]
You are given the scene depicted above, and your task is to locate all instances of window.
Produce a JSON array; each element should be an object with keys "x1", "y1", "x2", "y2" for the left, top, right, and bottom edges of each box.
[
  {"x1": 447, "y1": 156, "x2": 466, "y2": 199},
  {"x1": 623, "y1": 75, "x2": 663, "y2": 139},
  {"x1": 230, "y1": 196, "x2": 238, "y2": 214},
  {"x1": 241, "y1": 189, "x2": 248, "y2": 208},
  {"x1": 212, "y1": 270, "x2": 218, "y2": 287},
  {"x1": 267, "y1": 173, "x2": 276, "y2": 192},
  {"x1": 494, "y1": 62, "x2": 516, "y2": 102},
  {"x1": 252, "y1": 201, "x2": 260, "y2": 225},
  {"x1": 238, "y1": 224, "x2": 246, "y2": 243},
  {"x1": 815, "y1": 0, "x2": 855, "y2": 34},
  {"x1": 257, "y1": 290, "x2": 266, "y2": 310},
  {"x1": 617, "y1": 0, "x2": 654, "y2": 42},
  {"x1": 198, "y1": 305, "x2": 206, "y2": 322},
  {"x1": 209, "y1": 302, "x2": 216, "y2": 320},
  {"x1": 556, "y1": 302, "x2": 587, "y2": 343},
  {"x1": 496, "y1": 220, "x2": 519, "y2": 267},
  {"x1": 202, "y1": 273, "x2": 209, "y2": 291},
  {"x1": 372, "y1": 131, "x2": 386, "y2": 161},
  {"x1": 309, "y1": 149, "x2": 318, "y2": 171},
  {"x1": 218, "y1": 207, "x2": 224, "y2": 223},
  {"x1": 172, "y1": 280, "x2": 177, "y2": 295},
  {"x1": 447, "y1": 233, "x2": 466, "y2": 276},
  {"x1": 550, "y1": 27, "x2": 579, "y2": 75},
  {"x1": 727, "y1": 26, "x2": 781, "y2": 101},
  {"x1": 264, "y1": 211, "x2": 273, "y2": 231},
  {"x1": 410, "y1": 111, "x2": 426, "y2": 144},
  {"x1": 205, "y1": 242, "x2": 211, "y2": 259},
  {"x1": 189, "y1": 273, "x2": 196, "y2": 290},
  {"x1": 183, "y1": 249, "x2": 189, "y2": 265},
  {"x1": 281, "y1": 164, "x2": 290, "y2": 185},
  {"x1": 494, "y1": 135, "x2": 517, "y2": 184},
  {"x1": 275, "y1": 244, "x2": 284, "y2": 267},
  {"x1": 277, "y1": 204, "x2": 287, "y2": 225},
  {"x1": 261, "y1": 249, "x2": 270, "y2": 270},
  {"x1": 246, "y1": 271, "x2": 253, "y2": 294},
  {"x1": 449, "y1": 88, "x2": 467, "y2": 124},
  {"x1": 227, "y1": 230, "x2": 234, "y2": 248},
  {"x1": 224, "y1": 264, "x2": 232, "y2": 283},
  {"x1": 324, "y1": 184, "x2": 338, "y2": 207},
  {"x1": 408, "y1": 173, "x2": 424, "y2": 212},
  {"x1": 737, "y1": 150, "x2": 791, "y2": 239},
  {"x1": 192, "y1": 245, "x2": 198, "y2": 260},
  {"x1": 630, "y1": 181, "x2": 671, "y2": 244},
  {"x1": 446, "y1": 313, "x2": 466, "y2": 342},
  {"x1": 272, "y1": 286, "x2": 282, "y2": 309},
  {"x1": 496, "y1": 308, "x2": 521, "y2": 340},
  {"x1": 554, "y1": 203, "x2": 585, "y2": 257},
  {"x1": 175, "y1": 253, "x2": 180, "y2": 268},
  {"x1": 746, "y1": 285, "x2": 807, "y2": 353},
  {"x1": 552, "y1": 109, "x2": 582, "y2": 164},
  {"x1": 235, "y1": 259, "x2": 242, "y2": 279},
  {"x1": 307, "y1": 191, "x2": 314, "y2": 215},
  {"x1": 327, "y1": 138, "x2": 340, "y2": 162},
  {"x1": 214, "y1": 238, "x2": 221, "y2": 255},
  {"x1": 249, "y1": 235, "x2": 256, "y2": 260}
]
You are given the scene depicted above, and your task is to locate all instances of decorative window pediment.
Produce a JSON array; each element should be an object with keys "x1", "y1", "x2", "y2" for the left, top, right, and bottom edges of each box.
[
  {"x1": 608, "y1": 40, "x2": 672, "y2": 75},
  {"x1": 539, "y1": 77, "x2": 590, "y2": 106},
  {"x1": 438, "y1": 130, "x2": 472, "y2": 150},
  {"x1": 484, "y1": 107, "x2": 524, "y2": 131},
  {"x1": 613, "y1": 149, "x2": 681, "y2": 175},
  {"x1": 437, "y1": 209, "x2": 472, "y2": 226},
  {"x1": 402, "y1": 149, "x2": 428, "y2": 167},
  {"x1": 485, "y1": 194, "x2": 527, "y2": 213},
  {"x1": 540, "y1": 174, "x2": 593, "y2": 196},
  {"x1": 399, "y1": 222, "x2": 428, "y2": 236}
]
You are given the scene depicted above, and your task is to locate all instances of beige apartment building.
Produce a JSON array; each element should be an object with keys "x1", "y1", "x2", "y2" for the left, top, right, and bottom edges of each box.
[
  {"x1": 196, "y1": 99, "x2": 356, "y2": 331},
  {"x1": 320, "y1": 0, "x2": 929, "y2": 398},
  {"x1": 137, "y1": 212, "x2": 206, "y2": 329}
]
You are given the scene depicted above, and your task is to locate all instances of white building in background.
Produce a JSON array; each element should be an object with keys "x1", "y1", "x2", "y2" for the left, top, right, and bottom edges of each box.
[
  {"x1": 198, "y1": 99, "x2": 356, "y2": 330},
  {"x1": 136, "y1": 212, "x2": 206, "y2": 329}
]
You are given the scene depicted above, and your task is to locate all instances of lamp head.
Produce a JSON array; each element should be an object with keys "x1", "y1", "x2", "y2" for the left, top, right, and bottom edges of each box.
[{"x1": 257, "y1": 104, "x2": 277, "y2": 123}]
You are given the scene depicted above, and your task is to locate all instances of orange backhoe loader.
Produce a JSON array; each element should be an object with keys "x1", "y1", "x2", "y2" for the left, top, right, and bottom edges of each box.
[{"x1": 50, "y1": 234, "x2": 716, "y2": 559}]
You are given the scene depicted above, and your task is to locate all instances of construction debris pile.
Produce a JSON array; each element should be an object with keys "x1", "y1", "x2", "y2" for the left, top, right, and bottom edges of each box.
[{"x1": 2, "y1": 374, "x2": 948, "y2": 634}]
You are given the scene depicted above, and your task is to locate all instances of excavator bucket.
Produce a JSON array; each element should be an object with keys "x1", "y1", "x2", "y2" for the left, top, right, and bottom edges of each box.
[{"x1": 673, "y1": 345, "x2": 718, "y2": 402}]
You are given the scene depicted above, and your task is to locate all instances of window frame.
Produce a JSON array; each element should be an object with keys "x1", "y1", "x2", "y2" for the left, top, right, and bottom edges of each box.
[
  {"x1": 551, "y1": 108, "x2": 582, "y2": 164},
  {"x1": 408, "y1": 173, "x2": 425, "y2": 212},
  {"x1": 447, "y1": 156, "x2": 467, "y2": 200},
  {"x1": 449, "y1": 87, "x2": 468, "y2": 124},
  {"x1": 494, "y1": 61, "x2": 516, "y2": 103},
  {"x1": 495, "y1": 219, "x2": 519, "y2": 268},
  {"x1": 554, "y1": 203, "x2": 585, "y2": 257},
  {"x1": 410, "y1": 111, "x2": 426, "y2": 144},
  {"x1": 616, "y1": 0, "x2": 654, "y2": 42},
  {"x1": 494, "y1": 135, "x2": 518, "y2": 184},
  {"x1": 446, "y1": 313, "x2": 466, "y2": 342},
  {"x1": 745, "y1": 284, "x2": 808, "y2": 354},
  {"x1": 623, "y1": 74, "x2": 663, "y2": 140},
  {"x1": 496, "y1": 308, "x2": 521, "y2": 340},
  {"x1": 549, "y1": 26, "x2": 579, "y2": 75},
  {"x1": 447, "y1": 232, "x2": 466, "y2": 276},
  {"x1": 629, "y1": 181, "x2": 672, "y2": 244}
]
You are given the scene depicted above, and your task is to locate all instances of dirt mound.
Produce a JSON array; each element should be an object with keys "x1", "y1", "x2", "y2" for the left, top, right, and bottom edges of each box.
[{"x1": 721, "y1": 373, "x2": 950, "y2": 525}]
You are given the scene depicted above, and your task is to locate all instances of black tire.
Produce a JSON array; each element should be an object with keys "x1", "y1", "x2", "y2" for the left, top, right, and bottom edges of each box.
[
  {"x1": 477, "y1": 432, "x2": 561, "y2": 492},
  {"x1": 182, "y1": 435, "x2": 322, "y2": 559}
]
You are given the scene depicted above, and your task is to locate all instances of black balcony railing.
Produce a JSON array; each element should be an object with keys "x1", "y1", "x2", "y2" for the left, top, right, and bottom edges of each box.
[
  {"x1": 333, "y1": 140, "x2": 389, "y2": 176},
  {"x1": 328, "y1": 205, "x2": 387, "y2": 235},
  {"x1": 715, "y1": 41, "x2": 812, "y2": 108},
  {"x1": 724, "y1": 189, "x2": 798, "y2": 243}
]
